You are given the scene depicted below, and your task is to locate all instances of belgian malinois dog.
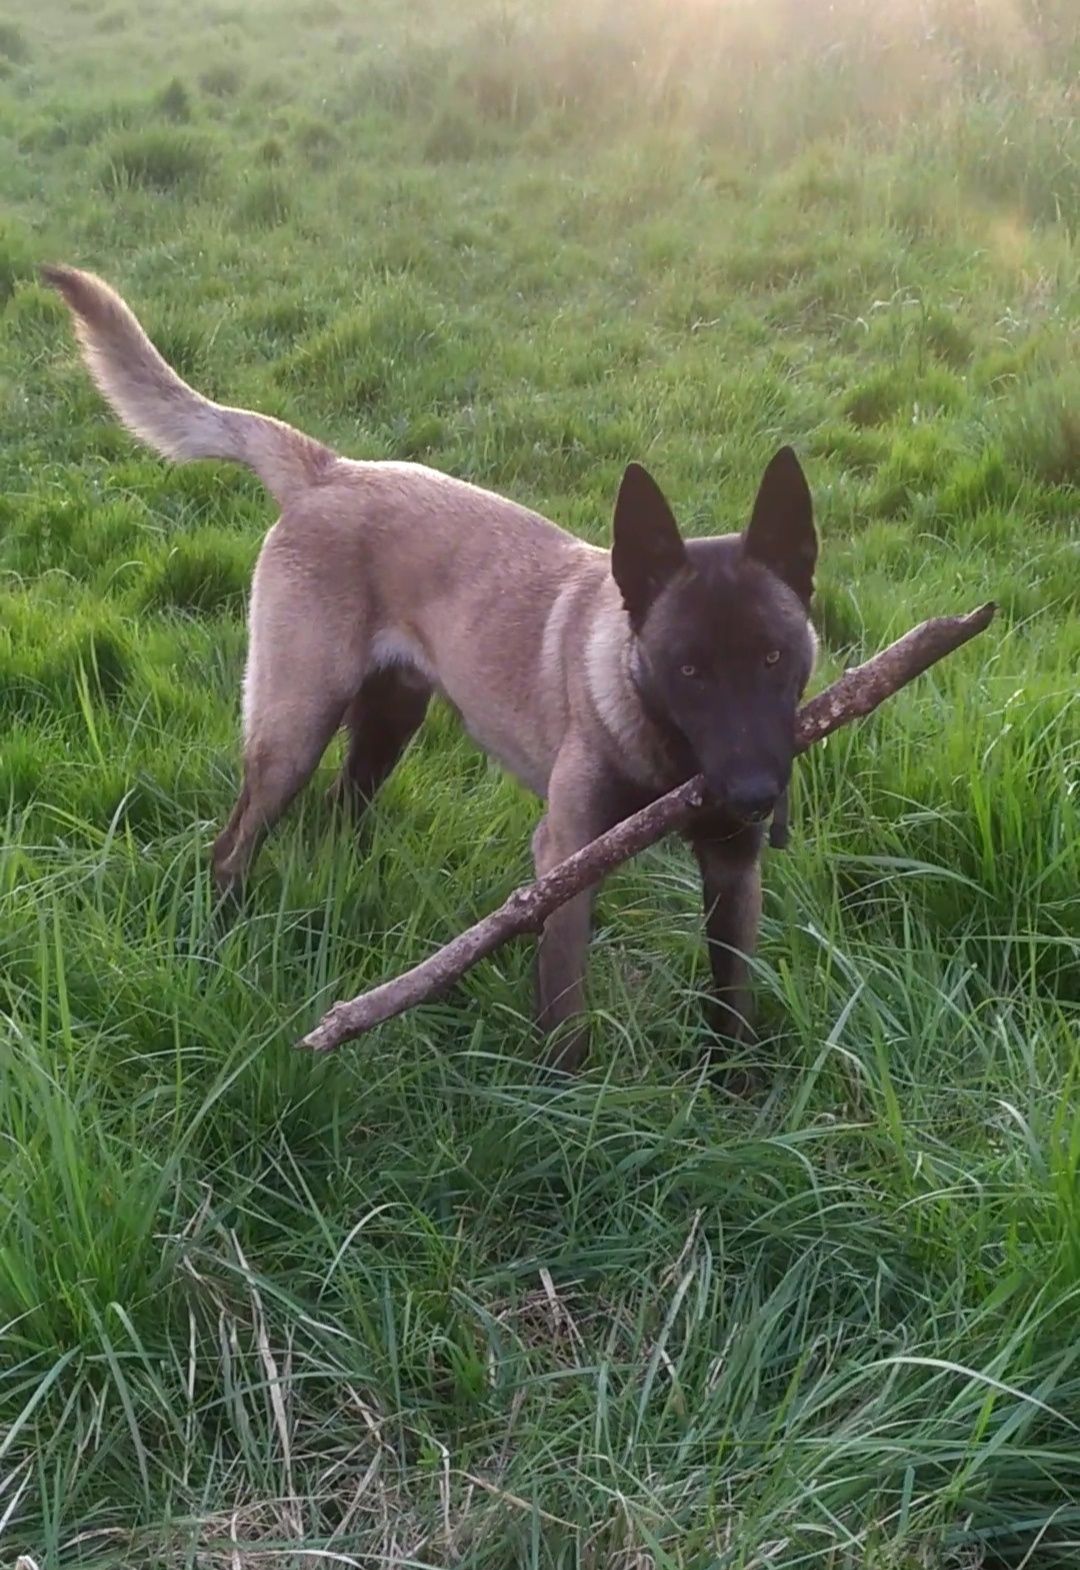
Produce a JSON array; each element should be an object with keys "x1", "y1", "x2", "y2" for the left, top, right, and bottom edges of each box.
[{"x1": 45, "y1": 264, "x2": 818, "y2": 1070}]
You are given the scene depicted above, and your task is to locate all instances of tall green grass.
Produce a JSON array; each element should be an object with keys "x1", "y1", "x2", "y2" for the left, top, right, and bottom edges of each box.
[{"x1": 1, "y1": 0, "x2": 1078, "y2": 1564}]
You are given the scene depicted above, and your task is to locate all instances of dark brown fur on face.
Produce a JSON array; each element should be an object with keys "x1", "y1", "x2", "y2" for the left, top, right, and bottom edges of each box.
[{"x1": 44, "y1": 263, "x2": 819, "y2": 1073}]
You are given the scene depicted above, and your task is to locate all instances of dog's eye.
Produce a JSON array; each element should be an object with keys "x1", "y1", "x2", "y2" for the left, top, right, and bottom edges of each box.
[
  {"x1": 764, "y1": 650, "x2": 781, "y2": 667},
  {"x1": 680, "y1": 663, "x2": 699, "y2": 679}
]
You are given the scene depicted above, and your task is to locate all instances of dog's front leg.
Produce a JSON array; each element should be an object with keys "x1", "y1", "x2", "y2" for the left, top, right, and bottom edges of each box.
[
  {"x1": 532, "y1": 761, "x2": 616, "y2": 1072},
  {"x1": 687, "y1": 819, "x2": 766, "y2": 1052}
]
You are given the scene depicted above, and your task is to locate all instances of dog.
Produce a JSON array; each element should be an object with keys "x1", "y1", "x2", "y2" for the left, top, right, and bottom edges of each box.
[{"x1": 44, "y1": 264, "x2": 818, "y2": 1071}]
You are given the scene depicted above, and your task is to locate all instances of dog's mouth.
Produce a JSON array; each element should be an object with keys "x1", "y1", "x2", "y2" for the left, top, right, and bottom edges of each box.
[
  {"x1": 706, "y1": 783, "x2": 781, "y2": 826},
  {"x1": 722, "y1": 803, "x2": 776, "y2": 828},
  {"x1": 738, "y1": 803, "x2": 775, "y2": 824}
]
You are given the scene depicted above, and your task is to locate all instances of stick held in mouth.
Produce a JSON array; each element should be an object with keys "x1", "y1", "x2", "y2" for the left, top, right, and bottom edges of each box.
[{"x1": 299, "y1": 601, "x2": 996, "y2": 1055}]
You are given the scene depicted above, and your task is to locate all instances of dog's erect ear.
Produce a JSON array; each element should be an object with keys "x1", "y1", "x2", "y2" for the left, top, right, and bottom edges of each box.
[
  {"x1": 611, "y1": 462, "x2": 687, "y2": 628},
  {"x1": 744, "y1": 446, "x2": 817, "y2": 605}
]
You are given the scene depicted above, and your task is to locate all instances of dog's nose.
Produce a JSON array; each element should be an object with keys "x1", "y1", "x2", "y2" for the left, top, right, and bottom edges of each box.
[{"x1": 726, "y1": 782, "x2": 779, "y2": 824}]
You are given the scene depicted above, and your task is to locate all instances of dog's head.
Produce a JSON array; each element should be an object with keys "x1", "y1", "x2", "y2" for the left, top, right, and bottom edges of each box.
[{"x1": 611, "y1": 448, "x2": 818, "y2": 822}]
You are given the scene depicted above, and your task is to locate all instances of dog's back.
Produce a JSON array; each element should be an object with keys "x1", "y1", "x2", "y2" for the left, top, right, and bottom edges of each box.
[{"x1": 44, "y1": 264, "x2": 615, "y2": 794}]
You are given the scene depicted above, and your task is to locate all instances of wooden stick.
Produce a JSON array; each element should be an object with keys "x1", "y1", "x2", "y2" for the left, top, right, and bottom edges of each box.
[{"x1": 299, "y1": 602, "x2": 996, "y2": 1054}]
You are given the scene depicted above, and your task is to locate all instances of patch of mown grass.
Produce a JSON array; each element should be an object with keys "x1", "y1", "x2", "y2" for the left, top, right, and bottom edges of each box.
[
  {"x1": 0, "y1": 18, "x2": 29, "y2": 61},
  {"x1": 155, "y1": 75, "x2": 192, "y2": 124},
  {"x1": 139, "y1": 530, "x2": 254, "y2": 613},
  {"x1": 867, "y1": 424, "x2": 962, "y2": 520},
  {"x1": 236, "y1": 290, "x2": 322, "y2": 354},
  {"x1": 423, "y1": 101, "x2": 489, "y2": 163},
  {"x1": 272, "y1": 279, "x2": 473, "y2": 424},
  {"x1": 234, "y1": 170, "x2": 291, "y2": 228},
  {"x1": 994, "y1": 369, "x2": 1080, "y2": 490},
  {"x1": 95, "y1": 5, "x2": 131, "y2": 33},
  {"x1": 291, "y1": 113, "x2": 338, "y2": 166},
  {"x1": 0, "y1": 486, "x2": 148, "y2": 579},
  {"x1": 198, "y1": 61, "x2": 242, "y2": 98},
  {"x1": 18, "y1": 95, "x2": 139, "y2": 153},
  {"x1": 0, "y1": 596, "x2": 132, "y2": 719},
  {"x1": 0, "y1": 216, "x2": 32, "y2": 303},
  {"x1": 101, "y1": 126, "x2": 216, "y2": 192},
  {"x1": 254, "y1": 132, "x2": 283, "y2": 165},
  {"x1": 1, "y1": 0, "x2": 1078, "y2": 1564}
]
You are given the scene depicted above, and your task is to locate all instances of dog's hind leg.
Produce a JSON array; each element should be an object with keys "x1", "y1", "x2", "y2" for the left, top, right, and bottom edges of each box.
[
  {"x1": 213, "y1": 692, "x2": 350, "y2": 894},
  {"x1": 328, "y1": 667, "x2": 431, "y2": 817},
  {"x1": 212, "y1": 567, "x2": 364, "y2": 894}
]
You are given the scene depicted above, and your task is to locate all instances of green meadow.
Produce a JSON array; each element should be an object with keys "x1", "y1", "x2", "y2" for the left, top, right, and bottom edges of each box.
[{"x1": 1, "y1": 0, "x2": 1078, "y2": 1563}]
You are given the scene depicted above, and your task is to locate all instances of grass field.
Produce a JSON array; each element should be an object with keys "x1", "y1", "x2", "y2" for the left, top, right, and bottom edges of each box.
[{"x1": 1, "y1": 0, "x2": 1079, "y2": 1564}]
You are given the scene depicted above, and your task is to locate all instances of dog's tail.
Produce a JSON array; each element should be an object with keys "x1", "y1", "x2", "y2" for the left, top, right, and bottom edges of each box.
[{"x1": 42, "y1": 264, "x2": 335, "y2": 508}]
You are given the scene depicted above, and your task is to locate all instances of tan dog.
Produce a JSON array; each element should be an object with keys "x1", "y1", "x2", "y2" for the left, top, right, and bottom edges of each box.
[{"x1": 45, "y1": 264, "x2": 818, "y2": 1070}]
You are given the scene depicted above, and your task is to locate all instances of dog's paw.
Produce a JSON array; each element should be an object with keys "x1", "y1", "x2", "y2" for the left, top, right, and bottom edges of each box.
[
  {"x1": 325, "y1": 774, "x2": 375, "y2": 826},
  {"x1": 325, "y1": 775, "x2": 353, "y2": 811},
  {"x1": 707, "y1": 1059, "x2": 765, "y2": 1101},
  {"x1": 542, "y1": 1022, "x2": 590, "y2": 1075}
]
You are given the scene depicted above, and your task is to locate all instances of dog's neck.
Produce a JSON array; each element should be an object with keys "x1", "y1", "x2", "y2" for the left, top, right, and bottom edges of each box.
[
  {"x1": 626, "y1": 642, "x2": 699, "y2": 781},
  {"x1": 584, "y1": 591, "x2": 696, "y2": 793}
]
